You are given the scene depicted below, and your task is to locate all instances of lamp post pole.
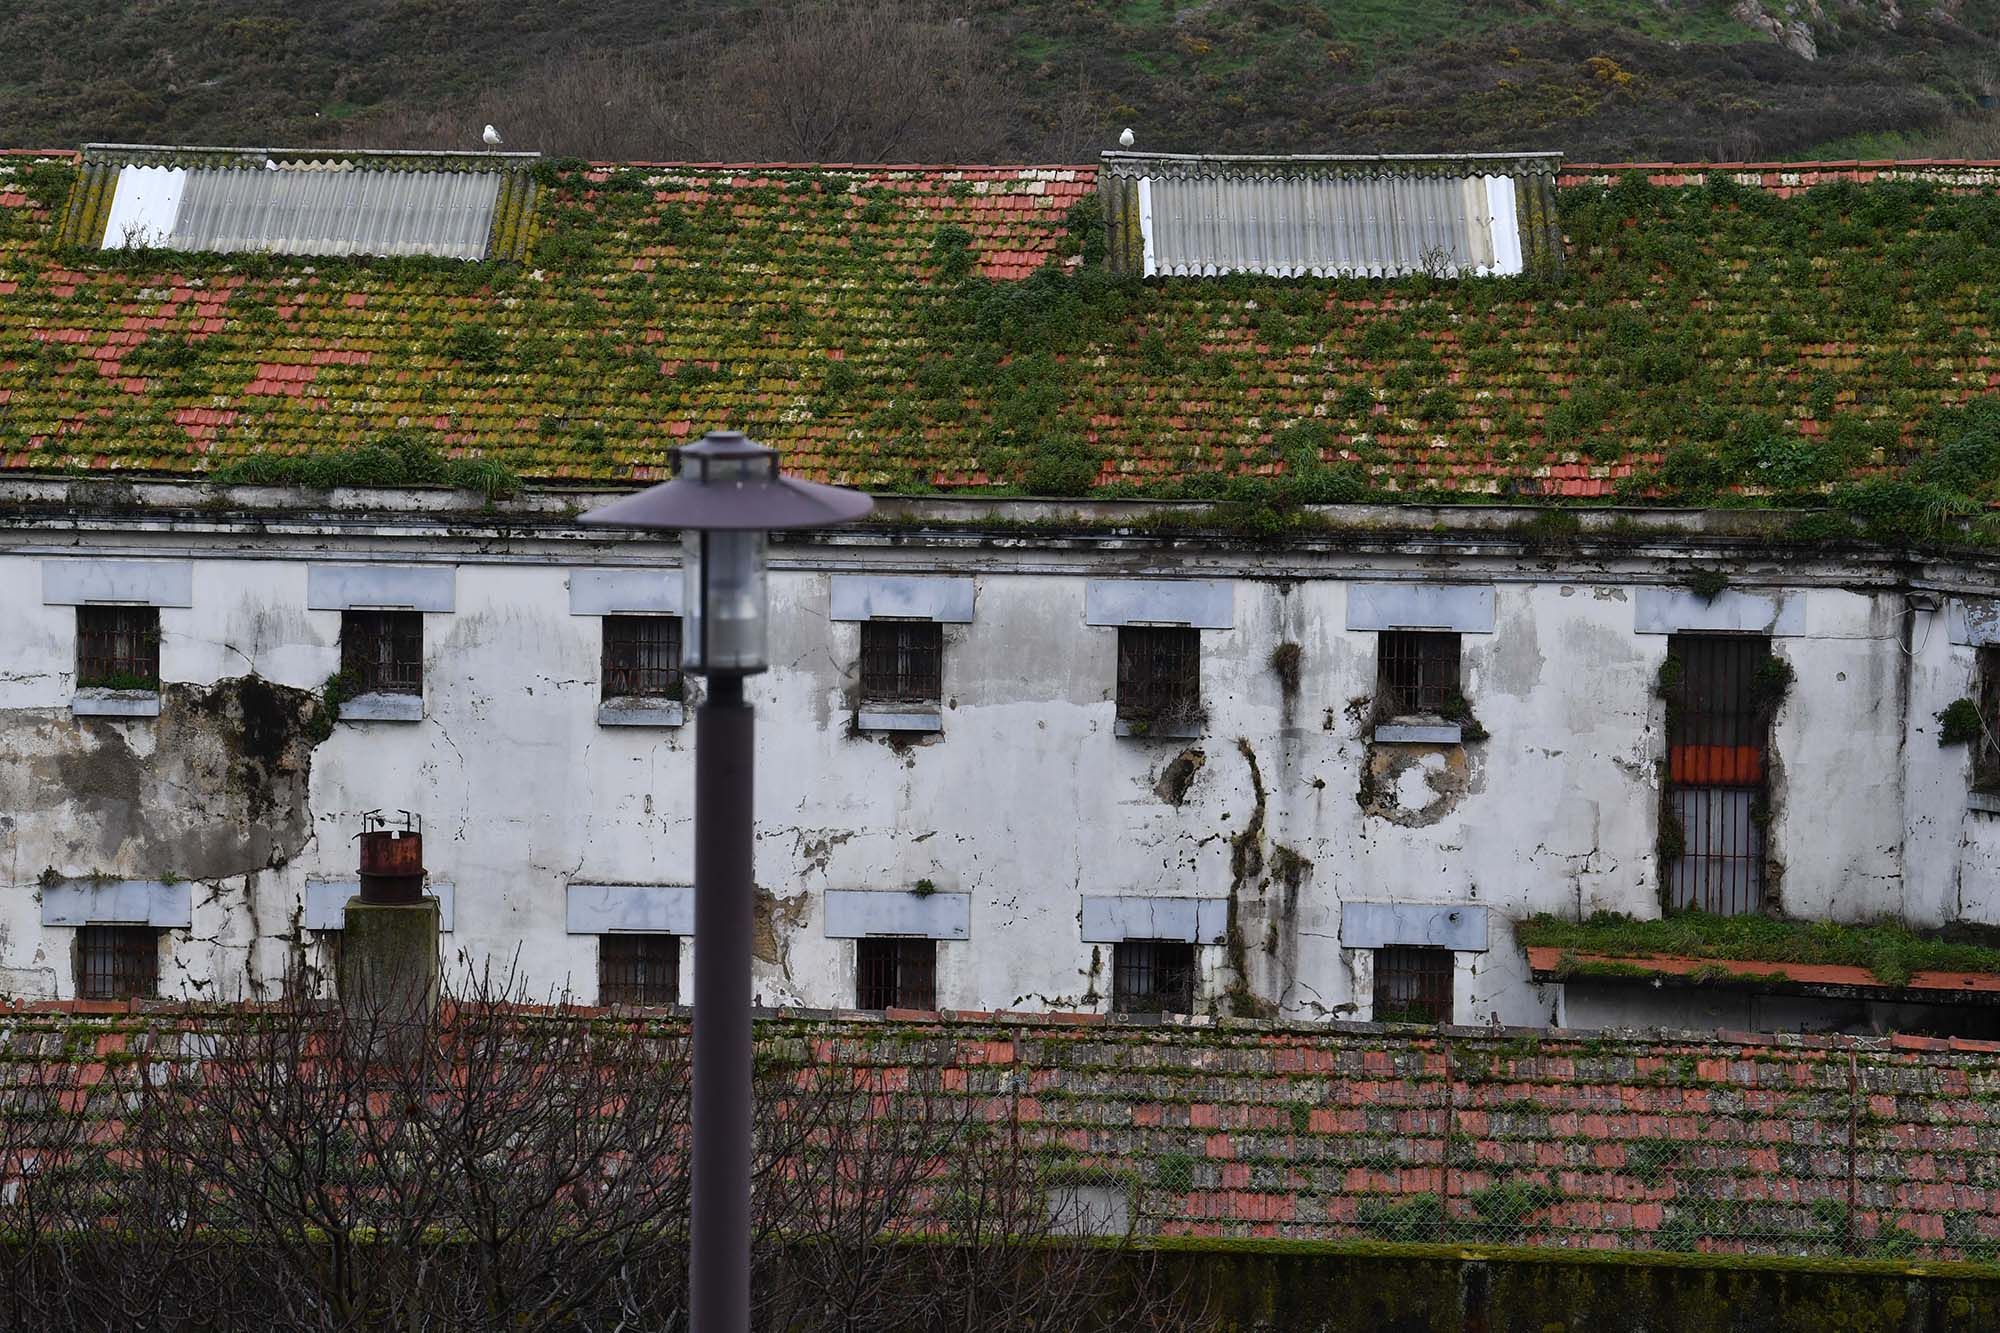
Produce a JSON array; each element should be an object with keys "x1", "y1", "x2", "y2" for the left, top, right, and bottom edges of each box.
[{"x1": 580, "y1": 431, "x2": 871, "y2": 1333}]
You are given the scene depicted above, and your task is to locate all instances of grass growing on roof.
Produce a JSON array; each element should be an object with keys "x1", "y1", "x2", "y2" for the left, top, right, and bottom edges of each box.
[{"x1": 1516, "y1": 910, "x2": 2000, "y2": 987}]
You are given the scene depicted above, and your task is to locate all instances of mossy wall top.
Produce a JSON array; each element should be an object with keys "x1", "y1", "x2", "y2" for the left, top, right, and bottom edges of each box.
[{"x1": 4, "y1": 150, "x2": 2000, "y2": 508}]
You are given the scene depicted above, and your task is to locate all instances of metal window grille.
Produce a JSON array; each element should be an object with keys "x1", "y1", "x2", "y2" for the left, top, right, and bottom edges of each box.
[
  {"x1": 859, "y1": 620, "x2": 943, "y2": 704},
  {"x1": 75, "y1": 606, "x2": 160, "y2": 688},
  {"x1": 1373, "y1": 946, "x2": 1453, "y2": 1023},
  {"x1": 854, "y1": 938, "x2": 938, "y2": 1010},
  {"x1": 1377, "y1": 631, "x2": 1461, "y2": 716},
  {"x1": 76, "y1": 925, "x2": 159, "y2": 1000},
  {"x1": 1116, "y1": 627, "x2": 1201, "y2": 724},
  {"x1": 340, "y1": 610, "x2": 423, "y2": 695},
  {"x1": 598, "y1": 934, "x2": 680, "y2": 1006},
  {"x1": 1662, "y1": 634, "x2": 1770, "y2": 916},
  {"x1": 1977, "y1": 647, "x2": 2000, "y2": 793},
  {"x1": 602, "y1": 615, "x2": 683, "y2": 700},
  {"x1": 1112, "y1": 940, "x2": 1196, "y2": 1015}
]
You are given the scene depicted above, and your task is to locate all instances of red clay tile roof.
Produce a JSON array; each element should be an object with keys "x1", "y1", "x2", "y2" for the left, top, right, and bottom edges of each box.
[
  {"x1": 13, "y1": 1004, "x2": 2000, "y2": 1258},
  {"x1": 1525, "y1": 946, "x2": 2000, "y2": 997},
  {"x1": 2, "y1": 153, "x2": 1998, "y2": 495}
]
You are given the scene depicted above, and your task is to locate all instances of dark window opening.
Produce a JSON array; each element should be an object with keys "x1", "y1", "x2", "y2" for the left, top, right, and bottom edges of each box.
[
  {"x1": 602, "y1": 615, "x2": 683, "y2": 701},
  {"x1": 1112, "y1": 939, "x2": 1196, "y2": 1014},
  {"x1": 1373, "y1": 945, "x2": 1453, "y2": 1023},
  {"x1": 1376, "y1": 630, "x2": 1461, "y2": 716},
  {"x1": 76, "y1": 925, "x2": 160, "y2": 1000},
  {"x1": 598, "y1": 934, "x2": 679, "y2": 1006},
  {"x1": 340, "y1": 610, "x2": 423, "y2": 695},
  {"x1": 855, "y1": 937, "x2": 938, "y2": 1010},
  {"x1": 1977, "y1": 646, "x2": 2000, "y2": 793},
  {"x1": 859, "y1": 620, "x2": 943, "y2": 704},
  {"x1": 1661, "y1": 633, "x2": 1772, "y2": 916},
  {"x1": 1116, "y1": 627, "x2": 1201, "y2": 728},
  {"x1": 76, "y1": 606, "x2": 160, "y2": 690}
]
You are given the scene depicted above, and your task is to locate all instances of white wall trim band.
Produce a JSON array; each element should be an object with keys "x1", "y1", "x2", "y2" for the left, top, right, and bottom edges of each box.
[
  {"x1": 830, "y1": 575, "x2": 975, "y2": 623},
  {"x1": 305, "y1": 880, "x2": 456, "y2": 932},
  {"x1": 1344, "y1": 583, "x2": 1495, "y2": 633},
  {"x1": 41, "y1": 879, "x2": 193, "y2": 928},
  {"x1": 1084, "y1": 580, "x2": 1233, "y2": 629},
  {"x1": 41, "y1": 559, "x2": 193, "y2": 607},
  {"x1": 307, "y1": 564, "x2": 456, "y2": 612},
  {"x1": 569, "y1": 568, "x2": 682, "y2": 617},
  {"x1": 1950, "y1": 600, "x2": 2000, "y2": 648},
  {"x1": 1338, "y1": 901, "x2": 1489, "y2": 952},
  {"x1": 1080, "y1": 895, "x2": 1229, "y2": 944},
  {"x1": 565, "y1": 883, "x2": 694, "y2": 935},
  {"x1": 823, "y1": 888, "x2": 970, "y2": 939},
  {"x1": 1634, "y1": 587, "x2": 1803, "y2": 636}
]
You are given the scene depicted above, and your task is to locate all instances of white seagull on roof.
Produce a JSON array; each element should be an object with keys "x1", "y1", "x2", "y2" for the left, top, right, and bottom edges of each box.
[
  {"x1": 482, "y1": 124, "x2": 503, "y2": 146},
  {"x1": 1118, "y1": 127, "x2": 1135, "y2": 148}
]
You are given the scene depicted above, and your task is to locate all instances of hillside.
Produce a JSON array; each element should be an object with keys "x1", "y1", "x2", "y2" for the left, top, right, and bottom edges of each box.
[{"x1": 3, "y1": 0, "x2": 2000, "y2": 162}]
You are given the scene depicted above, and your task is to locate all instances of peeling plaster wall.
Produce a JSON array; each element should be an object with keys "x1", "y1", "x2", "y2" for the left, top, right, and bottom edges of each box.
[{"x1": 0, "y1": 520, "x2": 1979, "y2": 1022}]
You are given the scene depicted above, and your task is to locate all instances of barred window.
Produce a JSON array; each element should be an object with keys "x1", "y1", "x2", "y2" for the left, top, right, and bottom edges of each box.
[
  {"x1": 76, "y1": 925, "x2": 160, "y2": 1000},
  {"x1": 859, "y1": 620, "x2": 943, "y2": 704},
  {"x1": 1377, "y1": 631, "x2": 1460, "y2": 716},
  {"x1": 598, "y1": 934, "x2": 679, "y2": 1006},
  {"x1": 1112, "y1": 939, "x2": 1196, "y2": 1015},
  {"x1": 602, "y1": 615, "x2": 683, "y2": 701},
  {"x1": 340, "y1": 610, "x2": 423, "y2": 695},
  {"x1": 855, "y1": 938, "x2": 937, "y2": 1011},
  {"x1": 1373, "y1": 946, "x2": 1452, "y2": 1024},
  {"x1": 1976, "y1": 647, "x2": 2000, "y2": 793},
  {"x1": 1660, "y1": 634, "x2": 1772, "y2": 916},
  {"x1": 76, "y1": 606, "x2": 160, "y2": 689},
  {"x1": 1116, "y1": 627, "x2": 1201, "y2": 728}
]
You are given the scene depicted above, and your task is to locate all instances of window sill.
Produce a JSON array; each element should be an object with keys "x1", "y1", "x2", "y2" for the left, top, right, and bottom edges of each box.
[
  {"x1": 71, "y1": 688, "x2": 161, "y2": 719},
  {"x1": 597, "y1": 698, "x2": 686, "y2": 728},
  {"x1": 856, "y1": 706, "x2": 943, "y2": 734},
  {"x1": 1374, "y1": 722, "x2": 1463, "y2": 745},
  {"x1": 1970, "y1": 790, "x2": 2000, "y2": 816},
  {"x1": 1114, "y1": 717, "x2": 1202, "y2": 740},
  {"x1": 337, "y1": 692, "x2": 424, "y2": 723}
]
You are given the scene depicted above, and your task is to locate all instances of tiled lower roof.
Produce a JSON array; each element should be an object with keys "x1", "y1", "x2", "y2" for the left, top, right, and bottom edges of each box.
[
  {"x1": 1526, "y1": 946, "x2": 2000, "y2": 998},
  {"x1": 10, "y1": 1004, "x2": 2000, "y2": 1259},
  {"x1": 2, "y1": 153, "x2": 1998, "y2": 498}
]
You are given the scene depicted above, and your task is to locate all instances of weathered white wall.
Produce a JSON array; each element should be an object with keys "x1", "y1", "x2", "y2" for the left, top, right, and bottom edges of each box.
[{"x1": 0, "y1": 506, "x2": 1987, "y2": 1026}]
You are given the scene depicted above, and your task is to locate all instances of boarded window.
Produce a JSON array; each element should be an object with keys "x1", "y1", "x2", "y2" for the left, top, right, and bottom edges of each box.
[
  {"x1": 1661, "y1": 634, "x2": 1773, "y2": 915},
  {"x1": 855, "y1": 938, "x2": 938, "y2": 1010},
  {"x1": 1978, "y1": 647, "x2": 2000, "y2": 793},
  {"x1": 1116, "y1": 627, "x2": 1201, "y2": 728},
  {"x1": 76, "y1": 925, "x2": 159, "y2": 1000},
  {"x1": 859, "y1": 620, "x2": 943, "y2": 704},
  {"x1": 75, "y1": 605, "x2": 160, "y2": 689},
  {"x1": 1377, "y1": 630, "x2": 1460, "y2": 716},
  {"x1": 1373, "y1": 946, "x2": 1453, "y2": 1024},
  {"x1": 602, "y1": 615, "x2": 682, "y2": 701},
  {"x1": 340, "y1": 610, "x2": 423, "y2": 695},
  {"x1": 598, "y1": 934, "x2": 679, "y2": 1005},
  {"x1": 1112, "y1": 939, "x2": 1196, "y2": 1015}
]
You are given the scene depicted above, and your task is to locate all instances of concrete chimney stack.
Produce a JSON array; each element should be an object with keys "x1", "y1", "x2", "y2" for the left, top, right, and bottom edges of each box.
[{"x1": 340, "y1": 810, "x2": 440, "y2": 1039}]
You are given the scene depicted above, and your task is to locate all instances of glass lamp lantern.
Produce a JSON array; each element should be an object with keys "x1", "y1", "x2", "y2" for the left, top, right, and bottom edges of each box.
[{"x1": 581, "y1": 430, "x2": 873, "y2": 676}]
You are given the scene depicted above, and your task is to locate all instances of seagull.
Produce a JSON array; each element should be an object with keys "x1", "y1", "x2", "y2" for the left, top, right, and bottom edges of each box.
[
  {"x1": 483, "y1": 124, "x2": 503, "y2": 147},
  {"x1": 1118, "y1": 127, "x2": 1135, "y2": 148}
]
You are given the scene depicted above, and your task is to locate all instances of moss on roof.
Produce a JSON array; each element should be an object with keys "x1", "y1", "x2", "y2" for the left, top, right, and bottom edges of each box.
[
  {"x1": 4, "y1": 154, "x2": 2000, "y2": 533},
  {"x1": 1517, "y1": 911, "x2": 2000, "y2": 987}
]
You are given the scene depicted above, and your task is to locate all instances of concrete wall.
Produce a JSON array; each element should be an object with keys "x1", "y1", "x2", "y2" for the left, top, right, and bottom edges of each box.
[{"x1": 0, "y1": 497, "x2": 1991, "y2": 1022}]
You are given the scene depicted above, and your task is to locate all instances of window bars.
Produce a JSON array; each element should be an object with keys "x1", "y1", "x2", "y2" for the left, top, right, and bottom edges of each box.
[
  {"x1": 602, "y1": 615, "x2": 683, "y2": 700},
  {"x1": 1977, "y1": 646, "x2": 2000, "y2": 793},
  {"x1": 1112, "y1": 939, "x2": 1197, "y2": 1015},
  {"x1": 76, "y1": 925, "x2": 159, "y2": 1000},
  {"x1": 598, "y1": 934, "x2": 680, "y2": 1006},
  {"x1": 1377, "y1": 630, "x2": 1461, "y2": 716},
  {"x1": 1116, "y1": 627, "x2": 1201, "y2": 726},
  {"x1": 340, "y1": 610, "x2": 424, "y2": 695},
  {"x1": 1373, "y1": 946, "x2": 1453, "y2": 1024},
  {"x1": 75, "y1": 606, "x2": 160, "y2": 688},
  {"x1": 859, "y1": 620, "x2": 943, "y2": 704},
  {"x1": 854, "y1": 938, "x2": 938, "y2": 1010},
  {"x1": 1662, "y1": 634, "x2": 1771, "y2": 916}
]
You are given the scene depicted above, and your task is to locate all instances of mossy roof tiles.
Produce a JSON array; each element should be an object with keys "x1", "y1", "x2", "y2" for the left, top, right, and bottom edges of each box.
[{"x1": 1, "y1": 154, "x2": 1998, "y2": 496}]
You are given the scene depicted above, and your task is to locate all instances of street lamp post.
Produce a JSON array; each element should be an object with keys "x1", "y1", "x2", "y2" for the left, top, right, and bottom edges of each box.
[{"x1": 582, "y1": 431, "x2": 872, "y2": 1332}]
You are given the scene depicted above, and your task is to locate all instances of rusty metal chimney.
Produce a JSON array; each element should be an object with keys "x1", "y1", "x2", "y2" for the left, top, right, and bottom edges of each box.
[{"x1": 357, "y1": 809, "x2": 424, "y2": 904}]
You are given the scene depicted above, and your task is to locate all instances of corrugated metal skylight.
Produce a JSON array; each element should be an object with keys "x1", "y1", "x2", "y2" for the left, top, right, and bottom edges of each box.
[
  {"x1": 1099, "y1": 151, "x2": 1563, "y2": 280},
  {"x1": 70, "y1": 145, "x2": 540, "y2": 261}
]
